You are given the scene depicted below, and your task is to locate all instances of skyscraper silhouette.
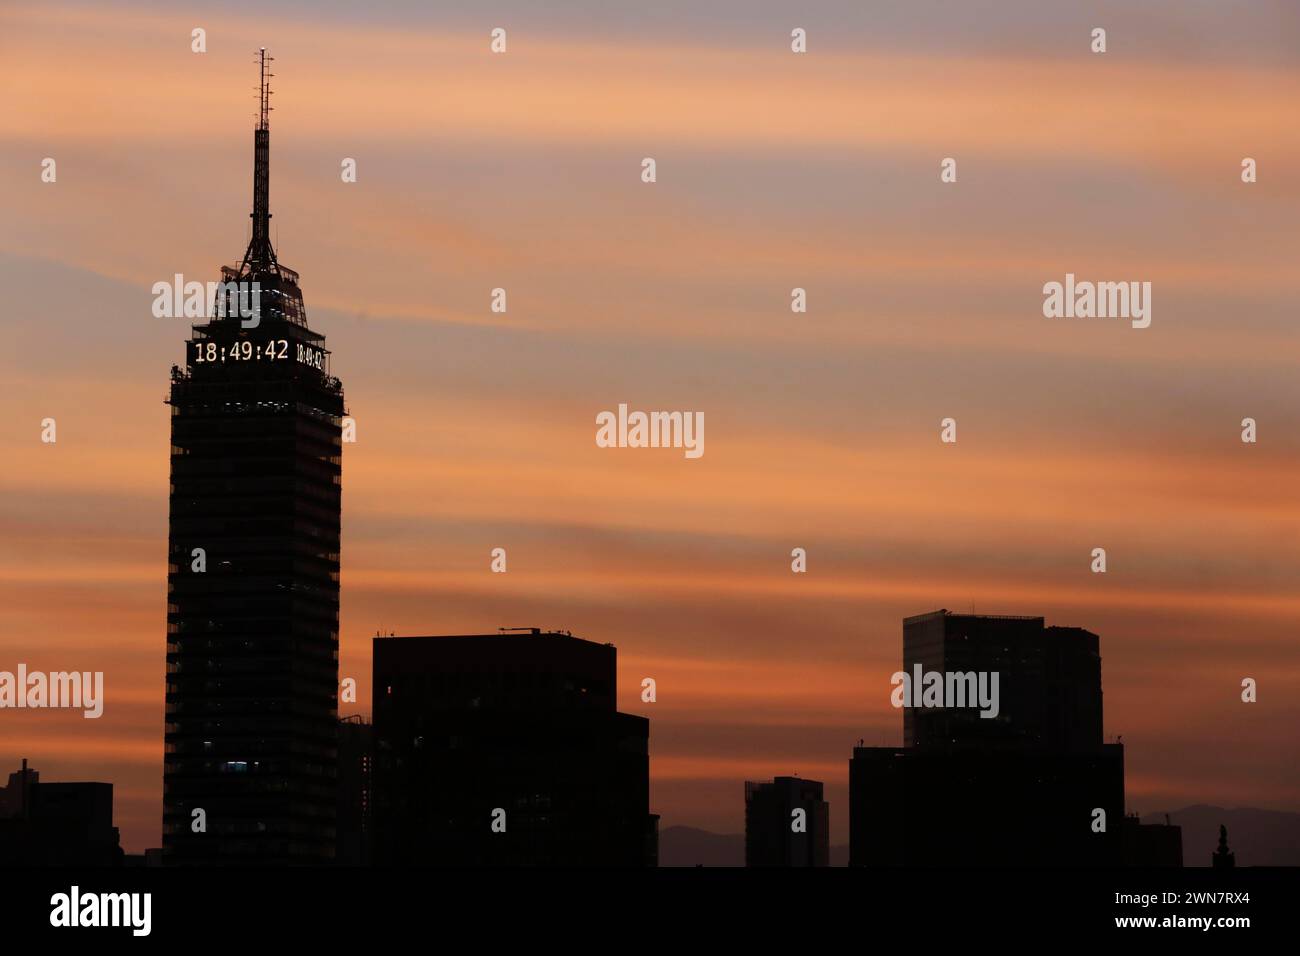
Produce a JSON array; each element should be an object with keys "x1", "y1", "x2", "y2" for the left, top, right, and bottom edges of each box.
[
  {"x1": 850, "y1": 610, "x2": 1128, "y2": 866},
  {"x1": 902, "y1": 611, "x2": 1102, "y2": 751},
  {"x1": 162, "y1": 52, "x2": 344, "y2": 864}
]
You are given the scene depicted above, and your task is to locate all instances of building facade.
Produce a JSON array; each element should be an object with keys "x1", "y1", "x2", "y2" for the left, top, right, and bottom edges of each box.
[{"x1": 901, "y1": 610, "x2": 1103, "y2": 751}]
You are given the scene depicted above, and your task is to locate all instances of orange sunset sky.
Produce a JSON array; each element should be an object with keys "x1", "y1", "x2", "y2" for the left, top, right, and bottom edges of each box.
[{"x1": 2, "y1": 1, "x2": 1299, "y2": 852}]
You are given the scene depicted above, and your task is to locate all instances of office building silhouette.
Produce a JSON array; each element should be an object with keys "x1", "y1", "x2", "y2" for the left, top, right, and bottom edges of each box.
[
  {"x1": 850, "y1": 610, "x2": 1178, "y2": 866},
  {"x1": 162, "y1": 52, "x2": 344, "y2": 864},
  {"x1": 902, "y1": 611, "x2": 1102, "y2": 751},
  {"x1": 0, "y1": 760, "x2": 124, "y2": 866},
  {"x1": 371, "y1": 629, "x2": 657, "y2": 866},
  {"x1": 744, "y1": 776, "x2": 829, "y2": 867}
]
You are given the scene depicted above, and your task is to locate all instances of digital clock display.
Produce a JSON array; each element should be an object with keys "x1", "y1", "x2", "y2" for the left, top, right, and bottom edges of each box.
[{"x1": 191, "y1": 338, "x2": 326, "y2": 370}]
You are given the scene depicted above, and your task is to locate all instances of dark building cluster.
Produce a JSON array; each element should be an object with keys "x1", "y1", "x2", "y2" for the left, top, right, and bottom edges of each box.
[
  {"x1": 849, "y1": 610, "x2": 1182, "y2": 867},
  {"x1": 0, "y1": 608, "x2": 1198, "y2": 869},
  {"x1": 153, "y1": 56, "x2": 658, "y2": 869}
]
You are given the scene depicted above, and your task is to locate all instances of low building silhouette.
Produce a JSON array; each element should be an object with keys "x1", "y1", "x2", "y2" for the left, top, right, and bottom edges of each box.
[
  {"x1": 371, "y1": 629, "x2": 657, "y2": 866},
  {"x1": 744, "y1": 776, "x2": 829, "y2": 867},
  {"x1": 1121, "y1": 813, "x2": 1183, "y2": 867},
  {"x1": 0, "y1": 760, "x2": 124, "y2": 866}
]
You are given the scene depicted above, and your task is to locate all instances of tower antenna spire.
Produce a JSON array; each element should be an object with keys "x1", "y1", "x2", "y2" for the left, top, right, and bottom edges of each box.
[{"x1": 241, "y1": 48, "x2": 277, "y2": 276}]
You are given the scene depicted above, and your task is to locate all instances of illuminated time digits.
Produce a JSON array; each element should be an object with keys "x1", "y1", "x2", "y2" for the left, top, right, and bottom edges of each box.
[
  {"x1": 190, "y1": 338, "x2": 324, "y2": 369},
  {"x1": 295, "y1": 343, "x2": 324, "y2": 369},
  {"x1": 192, "y1": 338, "x2": 289, "y2": 364}
]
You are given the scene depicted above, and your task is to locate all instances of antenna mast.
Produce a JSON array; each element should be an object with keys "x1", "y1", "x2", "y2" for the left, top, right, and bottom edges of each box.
[
  {"x1": 242, "y1": 48, "x2": 277, "y2": 275},
  {"x1": 258, "y1": 47, "x2": 273, "y2": 131}
]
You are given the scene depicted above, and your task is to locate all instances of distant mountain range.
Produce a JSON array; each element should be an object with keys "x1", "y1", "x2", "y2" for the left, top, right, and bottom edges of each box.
[{"x1": 659, "y1": 807, "x2": 1300, "y2": 867}]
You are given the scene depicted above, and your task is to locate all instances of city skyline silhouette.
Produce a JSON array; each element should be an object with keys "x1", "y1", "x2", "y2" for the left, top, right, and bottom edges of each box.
[{"x1": 3, "y1": 3, "x2": 1298, "y2": 859}]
